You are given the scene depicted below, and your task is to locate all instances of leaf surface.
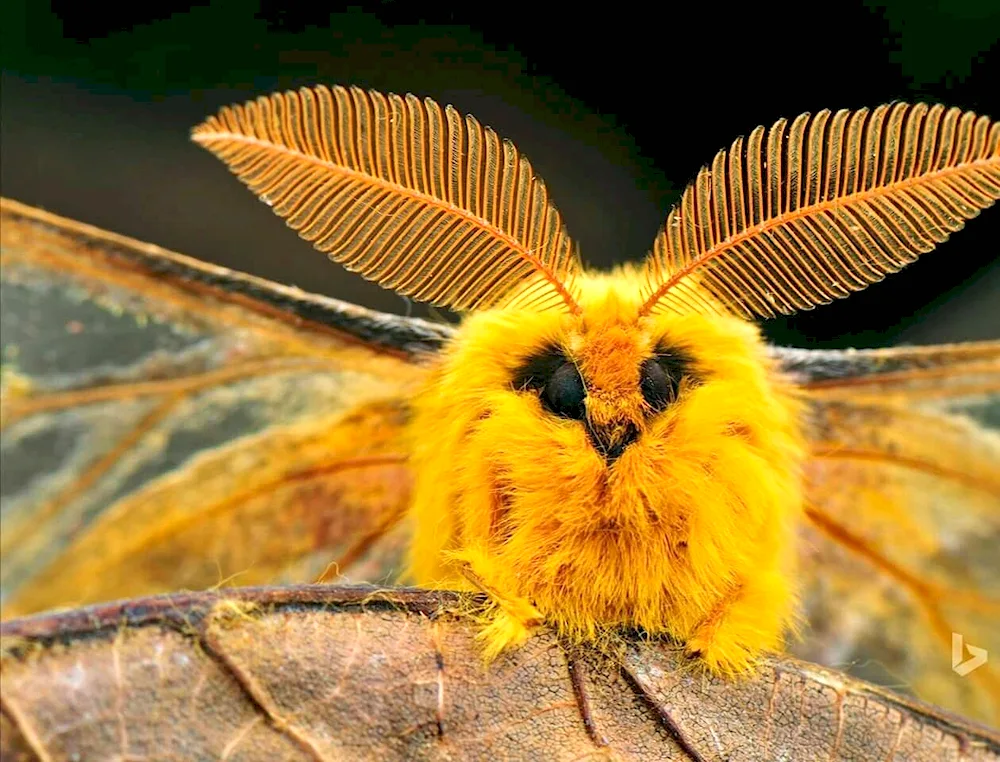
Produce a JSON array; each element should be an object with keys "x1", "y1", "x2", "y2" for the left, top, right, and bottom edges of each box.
[{"x1": 3, "y1": 586, "x2": 998, "y2": 761}]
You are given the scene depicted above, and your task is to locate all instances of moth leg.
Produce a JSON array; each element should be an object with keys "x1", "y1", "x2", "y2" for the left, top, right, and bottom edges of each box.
[
  {"x1": 453, "y1": 546, "x2": 544, "y2": 660},
  {"x1": 684, "y1": 571, "x2": 792, "y2": 676}
]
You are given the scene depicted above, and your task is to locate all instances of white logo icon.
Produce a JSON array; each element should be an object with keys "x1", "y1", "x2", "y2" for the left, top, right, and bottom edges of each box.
[{"x1": 952, "y1": 633, "x2": 988, "y2": 677}]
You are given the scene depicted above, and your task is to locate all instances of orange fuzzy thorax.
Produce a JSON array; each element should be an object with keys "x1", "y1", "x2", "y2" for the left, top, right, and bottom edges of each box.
[{"x1": 406, "y1": 267, "x2": 806, "y2": 674}]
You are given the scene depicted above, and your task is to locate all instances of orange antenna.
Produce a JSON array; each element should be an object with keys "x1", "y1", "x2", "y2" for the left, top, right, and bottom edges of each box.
[
  {"x1": 193, "y1": 85, "x2": 583, "y2": 314},
  {"x1": 639, "y1": 103, "x2": 1000, "y2": 319}
]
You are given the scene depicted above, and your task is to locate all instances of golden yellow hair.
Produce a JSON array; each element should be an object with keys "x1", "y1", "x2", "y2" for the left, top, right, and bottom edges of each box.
[{"x1": 408, "y1": 268, "x2": 805, "y2": 672}]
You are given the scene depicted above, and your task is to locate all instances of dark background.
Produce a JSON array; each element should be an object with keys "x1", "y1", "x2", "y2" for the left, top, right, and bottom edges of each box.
[{"x1": 2, "y1": 1, "x2": 999, "y2": 348}]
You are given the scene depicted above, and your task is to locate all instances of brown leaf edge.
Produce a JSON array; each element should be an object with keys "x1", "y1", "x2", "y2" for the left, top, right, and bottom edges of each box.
[{"x1": 2, "y1": 585, "x2": 998, "y2": 761}]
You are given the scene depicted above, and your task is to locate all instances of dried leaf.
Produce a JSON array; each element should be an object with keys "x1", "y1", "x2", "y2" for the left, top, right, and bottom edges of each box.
[{"x1": 3, "y1": 586, "x2": 998, "y2": 760}]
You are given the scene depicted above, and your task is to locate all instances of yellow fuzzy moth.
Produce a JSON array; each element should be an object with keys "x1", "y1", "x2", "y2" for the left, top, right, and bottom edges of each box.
[
  {"x1": 1, "y1": 86, "x2": 998, "y2": 723},
  {"x1": 188, "y1": 89, "x2": 999, "y2": 672}
]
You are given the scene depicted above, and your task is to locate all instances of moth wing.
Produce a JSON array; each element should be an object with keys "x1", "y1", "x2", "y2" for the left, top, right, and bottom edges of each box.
[
  {"x1": 0, "y1": 199, "x2": 448, "y2": 616},
  {"x1": 774, "y1": 343, "x2": 1000, "y2": 724}
]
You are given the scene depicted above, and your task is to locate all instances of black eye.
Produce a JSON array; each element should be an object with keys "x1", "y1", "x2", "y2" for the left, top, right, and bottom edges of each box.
[
  {"x1": 640, "y1": 348, "x2": 694, "y2": 414},
  {"x1": 640, "y1": 358, "x2": 675, "y2": 413},
  {"x1": 541, "y1": 362, "x2": 586, "y2": 420},
  {"x1": 513, "y1": 348, "x2": 586, "y2": 421}
]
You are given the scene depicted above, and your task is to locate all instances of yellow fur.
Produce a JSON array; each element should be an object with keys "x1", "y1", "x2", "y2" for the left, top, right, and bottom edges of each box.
[{"x1": 407, "y1": 266, "x2": 806, "y2": 675}]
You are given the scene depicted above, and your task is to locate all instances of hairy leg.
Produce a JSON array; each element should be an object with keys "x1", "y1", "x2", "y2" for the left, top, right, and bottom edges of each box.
[{"x1": 685, "y1": 571, "x2": 794, "y2": 675}]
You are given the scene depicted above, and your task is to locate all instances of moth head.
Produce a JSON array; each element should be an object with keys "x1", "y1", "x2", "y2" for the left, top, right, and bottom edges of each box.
[
  {"x1": 508, "y1": 272, "x2": 695, "y2": 466},
  {"x1": 429, "y1": 268, "x2": 798, "y2": 501}
]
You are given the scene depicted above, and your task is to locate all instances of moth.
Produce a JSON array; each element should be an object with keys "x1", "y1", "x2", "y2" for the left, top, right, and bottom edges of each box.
[{"x1": 1, "y1": 86, "x2": 998, "y2": 723}]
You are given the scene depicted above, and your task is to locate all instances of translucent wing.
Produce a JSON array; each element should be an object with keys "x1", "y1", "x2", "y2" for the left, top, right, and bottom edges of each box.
[
  {"x1": 0, "y1": 198, "x2": 445, "y2": 617},
  {"x1": 192, "y1": 85, "x2": 582, "y2": 313},
  {"x1": 641, "y1": 103, "x2": 1000, "y2": 317},
  {"x1": 773, "y1": 343, "x2": 1000, "y2": 725}
]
